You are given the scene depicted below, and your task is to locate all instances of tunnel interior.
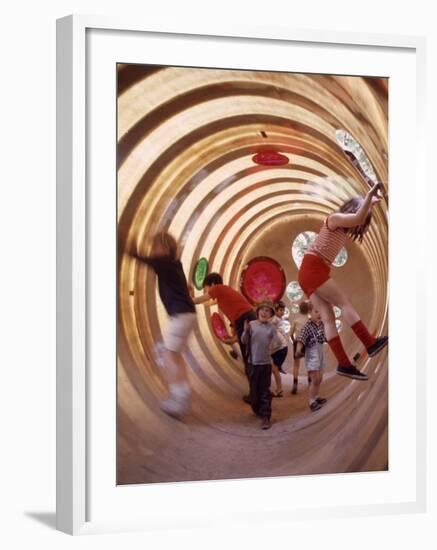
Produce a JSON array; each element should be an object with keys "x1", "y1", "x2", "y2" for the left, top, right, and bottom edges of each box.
[{"x1": 116, "y1": 65, "x2": 388, "y2": 484}]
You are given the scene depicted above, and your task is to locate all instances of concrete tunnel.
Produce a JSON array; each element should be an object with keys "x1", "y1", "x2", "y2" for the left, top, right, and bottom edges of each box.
[{"x1": 116, "y1": 64, "x2": 388, "y2": 484}]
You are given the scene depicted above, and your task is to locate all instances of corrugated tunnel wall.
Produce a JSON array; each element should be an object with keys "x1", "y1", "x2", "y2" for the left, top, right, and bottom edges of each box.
[{"x1": 116, "y1": 65, "x2": 388, "y2": 484}]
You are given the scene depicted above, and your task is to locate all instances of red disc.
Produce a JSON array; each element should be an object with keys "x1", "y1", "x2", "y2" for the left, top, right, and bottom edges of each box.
[
  {"x1": 252, "y1": 151, "x2": 289, "y2": 166},
  {"x1": 211, "y1": 312, "x2": 228, "y2": 339},
  {"x1": 240, "y1": 256, "x2": 286, "y2": 305}
]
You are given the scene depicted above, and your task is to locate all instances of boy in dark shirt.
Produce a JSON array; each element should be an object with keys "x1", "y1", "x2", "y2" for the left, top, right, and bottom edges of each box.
[{"x1": 132, "y1": 232, "x2": 196, "y2": 418}]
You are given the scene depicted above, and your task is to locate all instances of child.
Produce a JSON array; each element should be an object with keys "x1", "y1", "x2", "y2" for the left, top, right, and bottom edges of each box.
[
  {"x1": 132, "y1": 232, "x2": 196, "y2": 418},
  {"x1": 290, "y1": 300, "x2": 311, "y2": 394},
  {"x1": 241, "y1": 302, "x2": 277, "y2": 429},
  {"x1": 269, "y1": 301, "x2": 289, "y2": 397},
  {"x1": 296, "y1": 303, "x2": 328, "y2": 411},
  {"x1": 193, "y1": 273, "x2": 256, "y2": 400},
  {"x1": 298, "y1": 182, "x2": 388, "y2": 380}
]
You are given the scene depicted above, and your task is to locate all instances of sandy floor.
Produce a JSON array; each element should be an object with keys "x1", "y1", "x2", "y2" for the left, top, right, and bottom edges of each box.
[{"x1": 117, "y1": 352, "x2": 388, "y2": 485}]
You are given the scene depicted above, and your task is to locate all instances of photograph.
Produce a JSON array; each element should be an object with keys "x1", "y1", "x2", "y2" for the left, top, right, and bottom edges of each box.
[{"x1": 116, "y1": 63, "x2": 389, "y2": 485}]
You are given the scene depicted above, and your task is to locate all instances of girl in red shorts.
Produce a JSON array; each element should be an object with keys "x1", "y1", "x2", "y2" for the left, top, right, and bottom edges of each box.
[{"x1": 298, "y1": 182, "x2": 388, "y2": 380}]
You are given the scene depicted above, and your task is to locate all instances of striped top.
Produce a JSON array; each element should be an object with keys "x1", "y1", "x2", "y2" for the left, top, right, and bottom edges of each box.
[{"x1": 308, "y1": 218, "x2": 348, "y2": 264}]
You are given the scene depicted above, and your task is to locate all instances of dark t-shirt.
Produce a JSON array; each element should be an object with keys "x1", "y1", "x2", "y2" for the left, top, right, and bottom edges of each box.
[{"x1": 139, "y1": 256, "x2": 195, "y2": 316}]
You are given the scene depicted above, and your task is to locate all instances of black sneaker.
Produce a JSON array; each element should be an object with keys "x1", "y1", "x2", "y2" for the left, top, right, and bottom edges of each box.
[
  {"x1": 367, "y1": 336, "x2": 388, "y2": 358},
  {"x1": 310, "y1": 401, "x2": 322, "y2": 412},
  {"x1": 291, "y1": 380, "x2": 298, "y2": 395},
  {"x1": 336, "y1": 365, "x2": 369, "y2": 381},
  {"x1": 261, "y1": 417, "x2": 271, "y2": 430},
  {"x1": 242, "y1": 394, "x2": 251, "y2": 404},
  {"x1": 316, "y1": 397, "x2": 327, "y2": 405}
]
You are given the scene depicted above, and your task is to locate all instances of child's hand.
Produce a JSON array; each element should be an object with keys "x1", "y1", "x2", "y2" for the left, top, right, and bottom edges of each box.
[
  {"x1": 369, "y1": 182, "x2": 381, "y2": 197},
  {"x1": 369, "y1": 182, "x2": 383, "y2": 204}
]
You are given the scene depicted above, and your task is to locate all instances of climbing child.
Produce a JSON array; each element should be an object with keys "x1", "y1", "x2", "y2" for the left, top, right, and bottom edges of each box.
[
  {"x1": 269, "y1": 301, "x2": 289, "y2": 398},
  {"x1": 241, "y1": 302, "x2": 277, "y2": 429},
  {"x1": 132, "y1": 232, "x2": 196, "y2": 418},
  {"x1": 297, "y1": 182, "x2": 388, "y2": 380},
  {"x1": 296, "y1": 302, "x2": 328, "y2": 412}
]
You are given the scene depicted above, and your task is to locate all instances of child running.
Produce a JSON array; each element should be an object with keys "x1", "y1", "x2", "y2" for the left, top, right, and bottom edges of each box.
[
  {"x1": 241, "y1": 302, "x2": 277, "y2": 430},
  {"x1": 290, "y1": 300, "x2": 311, "y2": 394},
  {"x1": 193, "y1": 273, "x2": 256, "y2": 401},
  {"x1": 298, "y1": 182, "x2": 388, "y2": 380},
  {"x1": 269, "y1": 301, "x2": 289, "y2": 398},
  {"x1": 132, "y1": 232, "x2": 196, "y2": 418},
  {"x1": 295, "y1": 302, "x2": 328, "y2": 412}
]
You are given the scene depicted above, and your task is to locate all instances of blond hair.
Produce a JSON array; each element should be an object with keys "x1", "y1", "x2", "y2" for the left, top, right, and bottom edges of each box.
[{"x1": 152, "y1": 232, "x2": 178, "y2": 259}]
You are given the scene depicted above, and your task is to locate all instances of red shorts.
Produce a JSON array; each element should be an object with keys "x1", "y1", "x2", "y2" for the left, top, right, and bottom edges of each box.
[{"x1": 298, "y1": 254, "x2": 331, "y2": 297}]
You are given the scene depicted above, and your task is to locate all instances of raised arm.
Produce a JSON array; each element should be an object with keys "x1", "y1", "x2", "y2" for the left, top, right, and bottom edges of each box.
[
  {"x1": 192, "y1": 293, "x2": 215, "y2": 305},
  {"x1": 130, "y1": 250, "x2": 159, "y2": 268},
  {"x1": 328, "y1": 183, "x2": 381, "y2": 230},
  {"x1": 127, "y1": 241, "x2": 156, "y2": 265}
]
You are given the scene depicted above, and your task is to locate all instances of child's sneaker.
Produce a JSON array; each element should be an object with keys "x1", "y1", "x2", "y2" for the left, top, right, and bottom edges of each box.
[
  {"x1": 336, "y1": 365, "x2": 368, "y2": 380},
  {"x1": 316, "y1": 397, "x2": 327, "y2": 405},
  {"x1": 367, "y1": 336, "x2": 388, "y2": 357},
  {"x1": 160, "y1": 397, "x2": 189, "y2": 419},
  {"x1": 291, "y1": 379, "x2": 298, "y2": 395},
  {"x1": 309, "y1": 401, "x2": 322, "y2": 412},
  {"x1": 261, "y1": 417, "x2": 271, "y2": 430}
]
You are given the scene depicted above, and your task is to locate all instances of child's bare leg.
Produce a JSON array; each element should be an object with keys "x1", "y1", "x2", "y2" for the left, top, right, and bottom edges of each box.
[
  {"x1": 309, "y1": 293, "x2": 337, "y2": 339},
  {"x1": 162, "y1": 349, "x2": 189, "y2": 385},
  {"x1": 311, "y1": 293, "x2": 353, "y2": 366},
  {"x1": 314, "y1": 371, "x2": 322, "y2": 399},
  {"x1": 291, "y1": 356, "x2": 300, "y2": 394},
  {"x1": 313, "y1": 278, "x2": 360, "y2": 326},
  {"x1": 293, "y1": 356, "x2": 300, "y2": 378},
  {"x1": 272, "y1": 364, "x2": 282, "y2": 394},
  {"x1": 317, "y1": 370, "x2": 324, "y2": 396},
  {"x1": 160, "y1": 349, "x2": 192, "y2": 417},
  {"x1": 315, "y1": 371, "x2": 327, "y2": 404},
  {"x1": 308, "y1": 370, "x2": 320, "y2": 403},
  {"x1": 314, "y1": 278, "x2": 378, "y2": 349}
]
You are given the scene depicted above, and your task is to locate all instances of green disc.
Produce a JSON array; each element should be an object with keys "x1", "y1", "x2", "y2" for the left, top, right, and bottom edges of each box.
[{"x1": 193, "y1": 257, "x2": 208, "y2": 290}]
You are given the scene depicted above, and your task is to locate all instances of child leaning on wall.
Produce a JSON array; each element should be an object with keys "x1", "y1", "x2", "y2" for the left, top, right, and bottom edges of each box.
[{"x1": 131, "y1": 232, "x2": 196, "y2": 419}]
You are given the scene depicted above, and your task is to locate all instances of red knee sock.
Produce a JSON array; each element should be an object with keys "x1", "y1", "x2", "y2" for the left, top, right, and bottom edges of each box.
[
  {"x1": 328, "y1": 336, "x2": 351, "y2": 366},
  {"x1": 351, "y1": 320, "x2": 376, "y2": 348}
]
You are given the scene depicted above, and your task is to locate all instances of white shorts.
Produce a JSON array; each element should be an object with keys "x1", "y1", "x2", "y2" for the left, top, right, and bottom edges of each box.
[
  {"x1": 304, "y1": 343, "x2": 326, "y2": 372},
  {"x1": 163, "y1": 312, "x2": 197, "y2": 352}
]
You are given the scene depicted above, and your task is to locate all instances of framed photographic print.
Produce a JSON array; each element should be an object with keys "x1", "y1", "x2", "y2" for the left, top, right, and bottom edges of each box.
[{"x1": 56, "y1": 15, "x2": 427, "y2": 535}]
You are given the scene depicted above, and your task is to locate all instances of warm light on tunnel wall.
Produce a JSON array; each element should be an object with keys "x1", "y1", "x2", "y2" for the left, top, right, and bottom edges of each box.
[{"x1": 117, "y1": 63, "x2": 388, "y2": 485}]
